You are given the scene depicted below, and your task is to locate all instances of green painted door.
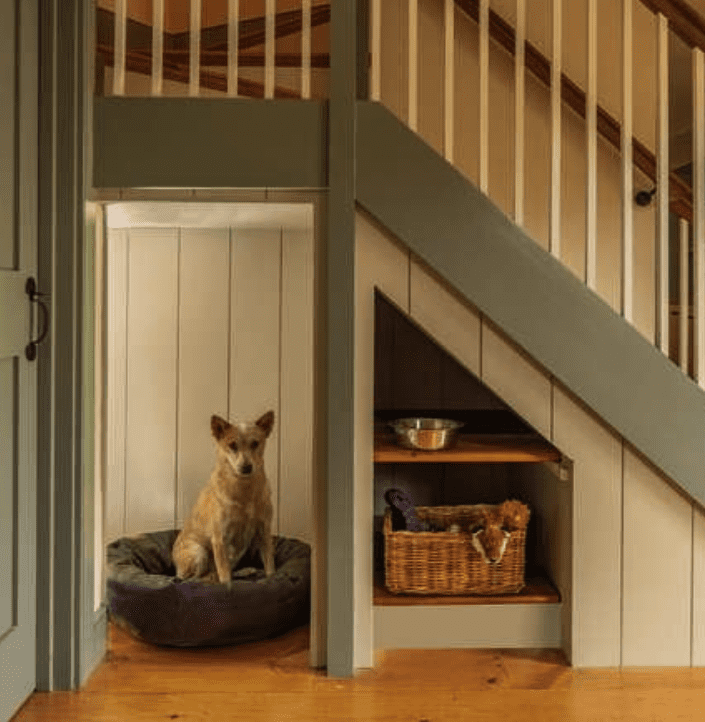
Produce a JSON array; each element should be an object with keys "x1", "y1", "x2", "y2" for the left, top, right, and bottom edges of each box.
[{"x1": 0, "y1": 0, "x2": 38, "y2": 719}]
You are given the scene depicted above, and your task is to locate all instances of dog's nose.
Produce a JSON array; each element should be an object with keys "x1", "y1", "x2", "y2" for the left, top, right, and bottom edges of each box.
[{"x1": 241, "y1": 463, "x2": 253, "y2": 475}]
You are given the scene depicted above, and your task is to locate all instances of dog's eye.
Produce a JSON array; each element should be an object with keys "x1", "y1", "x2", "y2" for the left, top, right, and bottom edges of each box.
[
  {"x1": 250, "y1": 440, "x2": 259, "y2": 450},
  {"x1": 229, "y1": 442, "x2": 238, "y2": 452}
]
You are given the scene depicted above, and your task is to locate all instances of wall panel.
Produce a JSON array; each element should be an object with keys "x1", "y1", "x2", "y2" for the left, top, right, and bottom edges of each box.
[{"x1": 693, "y1": 506, "x2": 705, "y2": 665}]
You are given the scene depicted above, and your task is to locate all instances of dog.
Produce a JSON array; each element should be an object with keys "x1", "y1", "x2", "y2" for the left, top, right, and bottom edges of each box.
[{"x1": 172, "y1": 410, "x2": 276, "y2": 583}]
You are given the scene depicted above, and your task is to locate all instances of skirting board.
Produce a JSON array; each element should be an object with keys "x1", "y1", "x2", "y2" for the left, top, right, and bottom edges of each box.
[{"x1": 373, "y1": 604, "x2": 562, "y2": 649}]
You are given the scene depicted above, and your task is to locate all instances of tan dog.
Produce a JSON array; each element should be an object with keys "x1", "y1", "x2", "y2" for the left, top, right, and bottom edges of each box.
[{"x1": 172, "y1": 411, "x2": 276, "y2": 583}]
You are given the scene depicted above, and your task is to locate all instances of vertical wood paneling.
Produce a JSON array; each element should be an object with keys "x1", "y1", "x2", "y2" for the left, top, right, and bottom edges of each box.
[
  {"x1": 444, "y1": 0, "x2": 454, "y2": 162},
  {"x1": 694, "y1": 48, "x2": 705, "y2": 385},
  {"x1": 0, "y1": 358, "x2": 16, "y2": 633},
  {"x1": 151, "y1": 0, "x2": 165, "y2": 96},
  {"x1": 176, "y1": 230, "x2": 230, "y2": 525},
  {"x1": 105, "y1": 229, "x2": 128, "y2": 542},
  {"x1": 479, "y1": 0, "x2": 489, "y2": 193},
  {"x1": 553, "y1": 386, "x2": 622, "y2": 667},
  {"x1": 409, "y1": 260, "x2": 480, "y2": 377},
  {"x1": 189, "y1": 0, "x2": 202, "y2": 97},
  {"x1": 692, "y1": 506, "x2": 705, "y2": 664},
  {"x1": 680, "y1": 218, "x2": 690, "y2": 374},
  {"x1": 481, "y1": 322, "x2": 552, "y2": 441},
  {"x1": 408, "y1": 0, "x2": 418, "y2": 130},
  {"x1": 265, "y1": 0, "x2": 276, "y2": 99},
  {"x1": 279, "y1": 227, "x2": 315, "y2": 542},
  {"x1": 622, "y1": 0, "x2": 634, "y2": 323},
  {"x1": 622, "y1": 447, "x2": 692, "y2": 665},
  {"x1": 112, "y1": 0, "x2": 126, "y2": 95},
  {"x1": 356, "y1": 210, "x2": 410, "y2": 669},
  {"x1": 302, "y1": 0, "x2": 312, "y2": 99},
  {"x1": 231, "y1": 228, "x2": 281, "y2": 531},
  {"x1": 549, "y1": 0, "x2": 562, "y2": 258},
  {"x1": 656, "y1": 13, "x2": 669, "y2": 355},
  {"x1": 514, "y1": 0, "x2": 525, "y2": 225},
  {"x1": 227, "y1": 0, "x2": 239, "y2": 97},
  {"x1": 585, "y1": 0, "x2": 597, "y2": 289},
  {"x1": 125, "y1": 228, "x2": 179, "y2": 533}
]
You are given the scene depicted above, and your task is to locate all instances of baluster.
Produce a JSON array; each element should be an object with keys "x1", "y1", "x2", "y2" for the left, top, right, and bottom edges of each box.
[
  {"x1": 479, "y1": 0, "x2": 489, "y2": 193},
  {"x1": 228, "y1": 0, "x2": 239, "y2": 97},
  {"x1": 302, "y1": 0, "x2": 312, "y2": 99},
  {"x1": 408, "y1": 0, "x2": 418, "y2": 130},
  {"x1": 370, "y1": 0, "x2": 381, "y2": 101},
  {"x1": 444, "y1": 0, "x2": 454, "y2": 162},
  {"x1": 152, "y1": 0, "x2": 164, "y2": 96},
  {"x1": 656, "y1": 14, "x2": 669, "y2": 355},
  {"x1": 586, "y1": 0, "x2": 597, "y2": 289},
  {"x1": 550, "y1": 0, "x2": 562, "y2": 258},
  {"x1": 113, "y1": 0, "x2": 127, "y2": 95},
  {"x1": 680, "y1": 218, "x2": 690, "y2": 374},
  {"x1": 622, "y1": 0, "x2": 634, "y2": 322},
  {"x1": 514, "y1": 0, "x2": 525, "y2": 225},
  {"x1": 189, "y1": 0, "x2": 201, "y2": 96},
  {"x1": 693, "y1": 47, "x2": 705, "y2": 385},
  {"x1": 265, "y1": 0, "x2": 276, "y2": 98}
]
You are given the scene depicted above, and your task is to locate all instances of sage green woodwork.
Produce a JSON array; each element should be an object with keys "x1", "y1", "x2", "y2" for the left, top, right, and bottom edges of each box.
[
  {"x1": 93, "y1": 98, "x2": 327, "y2": 189},
  {"x1": 0, "y1": 0, "x2": 38, "y2": 718},
  {"x1": 356, "y1": 100, "x2": 705, "y2": 508}
]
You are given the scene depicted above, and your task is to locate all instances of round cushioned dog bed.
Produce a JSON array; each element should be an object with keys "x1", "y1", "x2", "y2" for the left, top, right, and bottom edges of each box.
[{"x1": 106, "y1": 530, "x2": 310, "y2": 647}]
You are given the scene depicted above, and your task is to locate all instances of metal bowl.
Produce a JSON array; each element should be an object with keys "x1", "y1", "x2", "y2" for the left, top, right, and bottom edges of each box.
[{"x1": 390, "y1": 417, "x2": 464, "y2": 451}]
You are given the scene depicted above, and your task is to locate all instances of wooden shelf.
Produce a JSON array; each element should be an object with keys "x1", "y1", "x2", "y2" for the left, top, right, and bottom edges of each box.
[
  {"x1": 374, "y1": 432, "x2": 561, "y2": 463},
  {"x1": 374, "y1": 576, "x2": 561, "y2": 606}
]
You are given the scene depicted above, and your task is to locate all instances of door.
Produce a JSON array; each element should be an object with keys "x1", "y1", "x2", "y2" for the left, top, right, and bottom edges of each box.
[{"x1": 0, "y1": 0, "x2": 38, "y2": 719}]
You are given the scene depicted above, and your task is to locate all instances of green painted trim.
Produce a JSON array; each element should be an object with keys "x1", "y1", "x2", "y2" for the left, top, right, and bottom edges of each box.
[
  {"x1": 356, "y1": 100, "x2": 705, "y2": 507},
  {"x1": 325, "y1": 0, "x2": 357, "y2": 678},
  {"x1": 93, "y1": 98, "x2": 327, "y2": 189}
]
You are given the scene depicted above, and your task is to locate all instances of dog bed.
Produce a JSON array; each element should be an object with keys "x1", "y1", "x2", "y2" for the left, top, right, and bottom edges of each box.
[{"x1": 106, "y1": 530, "x2": 310, "y2": 647}]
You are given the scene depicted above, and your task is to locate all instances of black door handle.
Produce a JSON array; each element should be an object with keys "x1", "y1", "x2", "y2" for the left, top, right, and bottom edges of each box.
[{"x1": 25, "y1": 277, "x2": 49, "y2": 361}]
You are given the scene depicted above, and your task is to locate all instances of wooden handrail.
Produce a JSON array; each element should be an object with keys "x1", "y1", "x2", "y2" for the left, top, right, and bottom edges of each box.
[
  {"x1": 455, "y1": 0, "x2": 693, "y2": 222},
  {"x1": 638, "y1": 0, "x2": 705, "y2": 55}
]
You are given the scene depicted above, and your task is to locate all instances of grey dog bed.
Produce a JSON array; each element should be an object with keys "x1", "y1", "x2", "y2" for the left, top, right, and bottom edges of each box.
[{"x1": 106, "y1": 530, "x2": 310, "y2": 647}]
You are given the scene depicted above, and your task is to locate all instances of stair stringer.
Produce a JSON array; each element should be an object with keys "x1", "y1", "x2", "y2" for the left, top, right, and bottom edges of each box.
[{"x1": 356, "y1": 100, "x2": 705, "y2": 511}]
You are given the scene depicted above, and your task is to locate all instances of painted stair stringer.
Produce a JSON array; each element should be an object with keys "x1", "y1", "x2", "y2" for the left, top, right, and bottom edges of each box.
[{"x1": 356, "y1": 100, "x2": 705, "y2": 508}]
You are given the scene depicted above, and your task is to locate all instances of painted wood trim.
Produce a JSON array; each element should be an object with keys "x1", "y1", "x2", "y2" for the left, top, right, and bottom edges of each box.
[
  {"x1": 680, "y1": 218, "x2": 689, "y2": 373},
  {"x1": 622, "y1": 0, "x2": 634, "y2": 323},
  {"x1": 694, "y1": 48, "x2": 705, "y2": 385},
  {"x1": 227, "y1": 0, "x2": 239, "y2": 97},
  {"x1": 302, "y1": 0, "x2": 312, "y2": 99},
  {"x1": 189, "y1": 0, "x2": 201, "y2": 97},
  {"x1": 479, "y1": 0, "x2": 489, "y2": 194},
  {"x1": 444, "y1": 0, "x2": 454, "y2": 163},
  {"x1": 112, "y1": 0, "x2": 126, "y2": 95},
  {"x1": 408, "y1": 0, "x2": 418, "y2": 131},
  {"x1": 692, "y1": 506, "x2": 705, "y2": 664},
  {"x1": 656, "y1": 13, "x2": 669, "y2": 355},
  {"x1": 151, "y1": 0, "x2": 164, "y2": 96},
  {"x1": 585, "y1": 0, "x2": 597, "y2": 290},
  {"x1": 549, "y1": 0, "x2": 561, "y2": 259},
  {"x1": 370, "y1": 0, "x2": 381, "y2": 101},
  {"x1": 514, "y1": 0, "x2": 525, "y2": 226},
  {"x1": 265, "y1": 0, "x2": 276, "y2": 99}
]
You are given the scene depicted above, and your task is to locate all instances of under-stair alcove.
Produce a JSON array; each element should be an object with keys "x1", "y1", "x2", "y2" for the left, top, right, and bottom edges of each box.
[{"x1": 372, "y1": 290, "x2": 573, "y2": 652}]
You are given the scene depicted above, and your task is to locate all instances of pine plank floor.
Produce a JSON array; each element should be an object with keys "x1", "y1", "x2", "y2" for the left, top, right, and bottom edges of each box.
[{"x1": 13, "y1": 622, "x2": 705, "y2": 720}]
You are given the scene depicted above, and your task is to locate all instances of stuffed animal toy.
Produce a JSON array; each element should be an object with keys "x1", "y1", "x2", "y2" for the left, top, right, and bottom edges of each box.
[{"x1": 467, "y1": 500, "x2": 529, "y2": 565}]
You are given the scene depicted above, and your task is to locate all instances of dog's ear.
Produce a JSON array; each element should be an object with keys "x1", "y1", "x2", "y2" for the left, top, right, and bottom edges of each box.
[
  {"x1": 211, "y1": 414, "x2": 231, "y2": 440},
  {"x1": 255, "y1": 410, "x2": 275, "y2": 437}
]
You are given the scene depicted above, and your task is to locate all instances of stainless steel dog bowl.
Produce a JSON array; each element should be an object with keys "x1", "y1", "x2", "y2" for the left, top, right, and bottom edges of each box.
[{"x1": 390, "y1": 417, "x2": 463, "y2": 451}]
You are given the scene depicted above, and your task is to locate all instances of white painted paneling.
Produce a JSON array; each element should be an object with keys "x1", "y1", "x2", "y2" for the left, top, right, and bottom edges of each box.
[
  {"x1": 279, "y1": 227, "x2": 315, "y2": 542},
  {"x1": 409, "y1": 259, "x2": 481, "y2": 376},
  {"x1": 553, "y1": 385, "x2": 622, "y2": 667},
  {"x1": 105, "y1": 229, "x2": 128, "y2": 542},
  {"x1": 356, "y1": 210, "x2": 410, "y2": 669},
  {"x1": 125, "y1": 228, "x2": 179, "y2": 533},
  {"x1": 622, "y1": 446, "x2": 692, "y2": 666},
  {"x1": 176, "y1": 229, "x2": 230, "y2": 525},
  {"x1": 230, "y1": 228, "x2": 281, "y2": 532},
  {"x1": 481, "y1": 321, "x2": 552, "y2": 440},
  {"x1": 693, "y1": 506, "x2": 705, "y2": 664}
]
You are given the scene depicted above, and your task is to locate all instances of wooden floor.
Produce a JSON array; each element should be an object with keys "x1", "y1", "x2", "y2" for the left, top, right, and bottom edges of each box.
[{"x1": 13, "y1": 623, "x2": 705, "y2": 721}]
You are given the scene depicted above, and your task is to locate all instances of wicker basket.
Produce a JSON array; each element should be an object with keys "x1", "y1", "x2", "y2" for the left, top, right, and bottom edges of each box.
[{"x1": 383, "y1": 504, "x2": 529, "y2": 595}]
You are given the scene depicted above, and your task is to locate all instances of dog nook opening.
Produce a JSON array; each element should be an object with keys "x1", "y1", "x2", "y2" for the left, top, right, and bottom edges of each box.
[
  {"x1": 97, "y1": 200, "x2": 315, "y2": 647},
  {"x1": 373, "y1": 291, "x2": 573, "y2": 653}
]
